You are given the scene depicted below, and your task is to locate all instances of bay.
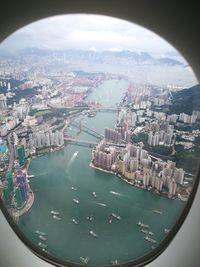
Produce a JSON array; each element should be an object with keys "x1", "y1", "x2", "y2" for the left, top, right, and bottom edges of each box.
[{"x1": 18, "y1": 79, "x2": 185, "y2": 265}]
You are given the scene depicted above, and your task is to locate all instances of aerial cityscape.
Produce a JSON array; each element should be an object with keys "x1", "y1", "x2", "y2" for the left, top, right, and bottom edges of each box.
[{"x1": 0, "y1": 14, "x2": 199, "y2": 266}]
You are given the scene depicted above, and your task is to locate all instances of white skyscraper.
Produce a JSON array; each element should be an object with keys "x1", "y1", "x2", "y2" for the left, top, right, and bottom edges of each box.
[{"x1": 45, "y1": 132, "x2": 50, "y2": 147}]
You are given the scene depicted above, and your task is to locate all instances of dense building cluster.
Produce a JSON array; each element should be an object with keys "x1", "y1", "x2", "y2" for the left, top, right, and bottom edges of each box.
[
  {"x1": 2, "y1": 170, "x2": 29, "y2": 209},
  {"x1": 92, "y1": 141, "x2": 184, "y2": 198},
  {"x1": 29, "y1": 130, "x2": 64, "y2": 149}
]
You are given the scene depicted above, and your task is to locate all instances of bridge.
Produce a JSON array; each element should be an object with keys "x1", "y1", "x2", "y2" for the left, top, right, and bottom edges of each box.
[
  {"x1": 97, "y1": 107, "x2": 119, "y2": 113},
  {"x1": 70, "y1": 121, "x2": 104, "y2": 140},
  {"x1": 64, "y1": 137, "x2": 98, "y2": 147}
]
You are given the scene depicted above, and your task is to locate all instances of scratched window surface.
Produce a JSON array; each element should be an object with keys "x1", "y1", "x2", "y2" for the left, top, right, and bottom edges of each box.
[{"x1": 0, "y1": 14, "x2": 198, "y2": 266}]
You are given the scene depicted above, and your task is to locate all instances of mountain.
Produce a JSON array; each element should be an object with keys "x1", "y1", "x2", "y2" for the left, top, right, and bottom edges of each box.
[
  {"x1": 169, "y1": 84, "x2": 200, "y2": 115},
  {"x1": 19, "y1": 48, "x2": 183, "y2": 66}
]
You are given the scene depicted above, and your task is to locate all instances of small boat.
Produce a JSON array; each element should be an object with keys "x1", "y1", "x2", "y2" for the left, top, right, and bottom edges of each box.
[
  {"x1": 111, "y1": 213, "x2": 121, "y2": 220},
  {"x1": 39, "y1": 235, "x2": 47, "y2": 241},
  {"x1": 73, "y1": 198, "x2": 79, "y2": 204},
  {"x1": 35, "y1": 230, "x2": 46, "y2": 236},
  {"x1": 86, "y1": 216, "x2": 93, "y2": 222},
  {"x1": 164, "y1": 228, "x2": 170, "y2": 234},
  {"x1": 89, "y1": 230, "x2": 97, "y2": 238},
  {"x1": 53, "y1": 215, "x2": 61, "y2": 220},
  {"x1": 137, "y1": 221, "x2": 149, "y2": 229},
  {"x1": 141, "y1": 229, "x2": 153, "y2": 235},
  {"x1": 27, "y1": 175, "x2": 35, "y2": 178},
  {"x1": 72, "y1": 219, "x2": 78, "y2": 224},
  {"x1": 51, "y1": 210, "x2": 60, "y2": 215},
  {"x1": 80, "y1": 256, "x2": 90, "y2": 264},
  {"x1": 111, "y1": 260, "x2": 119, "y2": 265},
  {"x1": 92, "y1": 191, "x2": 97, "y2": 197},
  {"x1": 144, "y1": 235, "x2": 157, "y2": 244},
  {"x1": 72, "y1": 187, "x2": 77, "y2": 191},
  {"x1": 109, "y1": 219, "x2": 112, "y2": 224},
  {"x1": 38, "y1": 242, "x2": 47, "y2": 249},
  {"x1": 42, "y1": 248, "x2": 50, "y2": 254},
  {"x1": 153, "y1": 209, "x2": 162, "y2": 215}
]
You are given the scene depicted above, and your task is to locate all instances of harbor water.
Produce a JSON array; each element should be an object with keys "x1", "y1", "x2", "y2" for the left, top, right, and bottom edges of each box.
[{"x1": 18, "y1": 79, "x2": 185, "y2": 265}]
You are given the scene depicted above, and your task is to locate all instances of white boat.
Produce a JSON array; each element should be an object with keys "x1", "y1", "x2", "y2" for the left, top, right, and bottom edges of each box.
[
  {"x1": 164, "y1": 228, "x2": 170, "y2": 234},
  {"x1": 92, "y1": 191, "x2": 97, "y2": 197},
  {"x1": 27, "y1": 175, "x2": 35, "y2": 178},
  {"x1": 73, "y1": 198, "x2": 79, "y2": 204},
  {"x1": 39, "y1": 235, "x2": 47, "y2": 241},
  {"x1": 53, "y1": 215, "x2": 61, "y2": 220},
  {"x1": 89, "y1": 230, "x2": 97, "y2": 238},
  {"x1": 72, "y1": 219, "x2": 78, "y2": 224},
  {"x1": 144, "y1": 235, "x2": 157, "y2": 244},
  {"x1": 111, "y1": 213, "x2": 121, "y2": 220},
  {"x1": 50, "y1": 210, "x2": 60, "y2": 215},
  {"x1": 86, "y1": 216, "x2": 93, "y2": 222},
  {"x1": 111, "y1": 260, "x2": 119, "y2": 265},
  {"x1": 141, "y1": 229, "x2": 153, "y2": 235},
  {"x1": 35, "y1": 230, "x2": 46, "y2": 236},
  {"x1": 153, "y1": 209, "x2": 162, "y2": 215},
  {"x1": 71, "y1": 187, "x2": 77, "y2": 191},
  {"x1": 109, "y1": 219, "x2": 112, "y2": 224},
  {"x1": 137, "y1": 221, "x2": 149, "y2": 228},
  {"x1": 80, "y1": 256, "x2": 90, "y2": 264},
  {"x1": 38, "y1": 242, "x2": 47, "y2": 249}
]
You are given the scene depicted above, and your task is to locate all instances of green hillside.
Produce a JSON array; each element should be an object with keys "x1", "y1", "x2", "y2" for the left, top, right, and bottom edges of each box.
[{"x1": 169, "y1": 84, "x2": 200, "y2": 115}]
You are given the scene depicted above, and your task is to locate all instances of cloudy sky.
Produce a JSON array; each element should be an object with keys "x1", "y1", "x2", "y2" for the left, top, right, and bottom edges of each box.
[{"x1": 0, "y1": 14, "x2": 181, "y2": 57}]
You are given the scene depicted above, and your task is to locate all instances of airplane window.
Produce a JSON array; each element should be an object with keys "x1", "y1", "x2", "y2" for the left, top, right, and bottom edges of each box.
[{"x1": 0, "y1": 14, "x2": 199, "y2": 267}]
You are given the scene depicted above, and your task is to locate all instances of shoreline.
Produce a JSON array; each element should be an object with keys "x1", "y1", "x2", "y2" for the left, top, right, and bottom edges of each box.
[
  {"x1": 15, "y1": 145, "x2": 65, "y2": 218},
  {"x1": 89, "y1": 161, "x2": 187, "y2": 202}
]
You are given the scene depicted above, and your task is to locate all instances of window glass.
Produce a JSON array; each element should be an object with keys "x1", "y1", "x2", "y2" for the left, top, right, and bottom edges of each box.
[{"x1": 0, "y1": 14, "x2": 198, "y2": 266}]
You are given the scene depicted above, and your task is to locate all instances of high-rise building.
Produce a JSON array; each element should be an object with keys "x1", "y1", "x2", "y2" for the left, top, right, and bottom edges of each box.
[
  {"x1": 129, "y1": 158, "x2": 138, "y2": 172},
  {"x1": 3, "y1": 185, "x2": 11, "y2": 206},
  {"x1": 45, "y1": 132, "x2": 50, "y2": 147},
  {"x1": 5, "y1": 171, "x2": 13, "y2": 192},
  {"x1": 54, "y1": 131, "x2": 59, "y2": 146},
  {"x1": 168, "y1": 179, "x2": 177, "y2": 197},
  {"x1": 17, "y1": 145, "x2": 26, "y2": 167},
  {"x1": 15, "y1": 186, "x2": 24, "y2": 208},
  {"x1": 0, "y1": 94, "x2": 7, "y2": 111}
]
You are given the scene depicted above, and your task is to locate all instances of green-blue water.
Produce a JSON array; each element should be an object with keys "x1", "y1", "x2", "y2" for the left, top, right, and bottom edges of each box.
[{"x1": 18, "y1": 79, "x2": 184, "y2": 266}]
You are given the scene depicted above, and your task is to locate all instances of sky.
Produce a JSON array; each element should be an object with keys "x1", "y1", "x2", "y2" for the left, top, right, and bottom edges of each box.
[{"x1": 0, "y1": 14, "x2": 182, "y2": 58}]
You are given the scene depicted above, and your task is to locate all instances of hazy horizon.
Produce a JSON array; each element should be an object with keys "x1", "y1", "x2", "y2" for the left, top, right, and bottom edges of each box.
[{"x1": 0, "y1": 14, "x2": 185, "y2": 62}]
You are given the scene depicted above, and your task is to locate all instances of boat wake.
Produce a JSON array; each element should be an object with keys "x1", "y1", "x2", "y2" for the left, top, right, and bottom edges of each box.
[
  {"x1": 95, "y1": 202, "x2": 107, "y2": 207},
  {"x1": 66, "y1": 151, "x2": 79, "y2": 169},
  {"x1": 109, "y1": 190, "x2": 123, "y2": 197}
]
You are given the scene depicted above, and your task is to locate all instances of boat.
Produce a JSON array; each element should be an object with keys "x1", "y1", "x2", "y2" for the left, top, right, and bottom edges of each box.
[
  {"x1": 72, "y1": 219, "x2": 78, "y2": 224},
  {"x1": 53, "y1": 215, "x2": 61, "y2": 220},
  {"x1": 50, "y1": 210, "x2": 60, "y2": 215},
  {"x1": 141, "y1": 229, "x2": 153, "y2": 235},
  {"x1": 86, "y1": 216, "x2": 93, "y2": 222},
  {"x1": 89, "y1": 230, "x2": 97, "y2": 238},
  {"x1": 27, "y1": 175, "x2": 35, "y2": 178},
  {"x1": 39, "y1": 235, "x2": 47, "y2": 241},
  {"x1": 71, "y1": 187, "x2": 77, "y2": 191},
  {"x1": 80, "y1": 256, "x2": 90, "y2": 264},
  {"x1": 111, "y1": 213, "x2": 121, "y2": 220},
  {"x1": 144, "y1": 235, "x2": 157, "y2": 244},
  {"x1": 164, "y1": 228, "x2": 170, "y2": 234},
  {"x1": 42, "y1": 248, "x2": 50, "y2": 254},
  {"x1": 92, "y1": 191, "x2": 97, "y2": 197},
  {"x1": 137, "y1": 221, "x2": 149, "y2": 228},
  {"x1": 111, "y1": 260, "x2": 119, "y2": 265},
  {"x1": 153, "y1": 209, "x2": 162, "y2": 215},
  {"x1": 73, "y1": 198, "x2": 79, "y2": 204},
  {"x1": 38, "y1": 242, "x2": 47, "y2": 249},
  {"x1": 109, "y1": 219, "x2": 112, "y2": 224},
  {"x1": 35, "y1": 230, "x2": 46, "y2": 236}
]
